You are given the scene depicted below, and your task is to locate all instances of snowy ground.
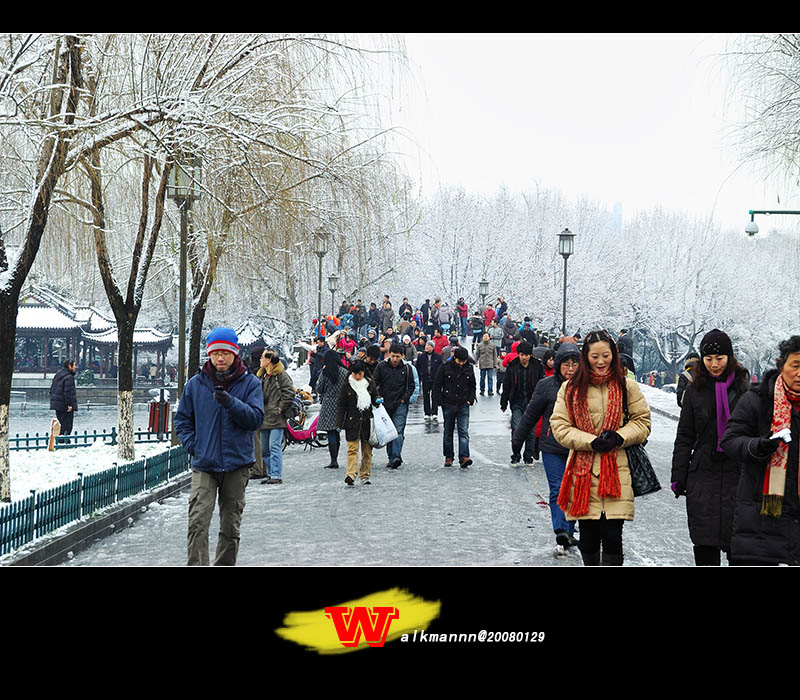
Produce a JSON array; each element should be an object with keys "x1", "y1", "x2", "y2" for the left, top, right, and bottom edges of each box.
[{"x1": 55, "y1": 359, "x2": 699, "y2": 567}]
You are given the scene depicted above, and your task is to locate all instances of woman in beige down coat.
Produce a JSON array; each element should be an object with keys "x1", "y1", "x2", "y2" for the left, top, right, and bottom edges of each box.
[{"x1": 550, "y1": 329, "x2": 651, "y2": 566}]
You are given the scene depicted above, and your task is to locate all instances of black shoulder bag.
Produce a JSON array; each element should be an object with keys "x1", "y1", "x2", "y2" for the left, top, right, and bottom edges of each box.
[{"x1": 622, "y1": 384, "x2": 661, "y2": 497}]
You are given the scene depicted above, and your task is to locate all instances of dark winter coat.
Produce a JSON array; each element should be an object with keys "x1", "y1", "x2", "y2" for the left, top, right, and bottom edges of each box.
[
  {"x1": 316, "y1": 364, "x2": 350, "y2": 432},
  {"x1": 432, "y1": 358, "x2": 476, "y2": 407},
  {"x1": 335, "y1": 375, "x2": 380, "y2": 442},
  {"x1": 511, "y1": 343, "x2": 579, "y2": 457},
  {"x1": 496, "y1": 300, "x2": 508, "y2": 320},
  {"x1": 381, "y1": 306, "x2": 394, "y2": 332},
  {"x1": 500, "y1": 355, "x2": 545, "y2": 412},
  {"x1": 399, "y1": 302, "x2": 413, "y2": 321},
  {"x1": 416, "y1": 350, "x2": 443, "y2": 386},
  {"x1": 373, "y1": 359, "x2": 415, "y2": 412},
  {"x1": 519, "y1": 323, "x2": 539, "y2": 347},
  {"x1": 174, "y1": 367, "x2": 264, "y2": 472},
  {"x1": 721, "y1": 369, "x2": 800, "y2": 565},
  {"x1": 617, "y1": 333, "x2": 633, "y2": 358},
  {"x1": 469, "y1": 315, "x2": 485, "y2": 333},
  {"x1": 50, "y1": 367, "x2": 78, "y2": 412},
  {"x1": 367, "y1": 308, "x2": 381, "y2": 328},
  {"x1": 671, "y1": 371, "x2": 749, "y2": 549}
]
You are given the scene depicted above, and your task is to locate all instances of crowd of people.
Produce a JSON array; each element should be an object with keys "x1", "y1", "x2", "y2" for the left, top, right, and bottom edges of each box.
[{"x1": 168, "y1": 294, "x2": 800, "y2": 569}]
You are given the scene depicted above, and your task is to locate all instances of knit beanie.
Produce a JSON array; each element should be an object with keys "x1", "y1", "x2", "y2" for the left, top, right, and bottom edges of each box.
[
  {"x1": 453, "y1": 346, "x2": 469, "y2": 362},
  {"x1": 699, "y1": 329, "x2": 732, "y2": 358},
  {"x1": 517, "y1": 341, "x2": 533, "y2": 355},
  {"x1": 206, "y1": 327, "x2": 239, "y2": 355}
]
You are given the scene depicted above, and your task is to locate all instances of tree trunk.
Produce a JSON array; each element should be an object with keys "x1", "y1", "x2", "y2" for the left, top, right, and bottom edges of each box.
[
  {"x1": 0, "y1": 295, "x2": 19, "y2": 502},
  {"x1": 116, "y1": 321, "x2": 136, "y2": 461}
]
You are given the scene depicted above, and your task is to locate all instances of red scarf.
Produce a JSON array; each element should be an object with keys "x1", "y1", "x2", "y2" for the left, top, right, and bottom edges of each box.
[
  {"x1": 762, "y1": 375, "x2": 800, "y2": 517},
  {"x1": 557, "y1": 372, "x2": 624, "y2": 517}
]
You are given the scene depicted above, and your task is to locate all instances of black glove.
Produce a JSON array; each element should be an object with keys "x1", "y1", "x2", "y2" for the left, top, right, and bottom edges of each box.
[
  {"x1": 749, "y1": 436, "x2": 781, "y2": 461},
  {"x1": 214, "y1": 387, "x2": 233, "y2": 408},
  {"x1": 670, "y1": 481, "x2": 686, "y2": 498},
  {"x1": 591, "y1": 430, "x2": 624, "y2": 453}
]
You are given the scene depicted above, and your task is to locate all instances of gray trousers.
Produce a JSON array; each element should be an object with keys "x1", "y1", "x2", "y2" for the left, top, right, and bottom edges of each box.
[{"x1": 187, "y1": 466, "x2": 249, "y2": 566}]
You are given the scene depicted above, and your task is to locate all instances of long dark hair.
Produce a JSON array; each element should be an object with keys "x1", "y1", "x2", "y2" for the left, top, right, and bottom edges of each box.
[
  {"x1": 322, "y1": 348, "x2": 347, "y2": 382},
  {"x1": 693, "y1": 353, "x2": 749, "y2": 391},
  {"x1": 566, "y1": 329, "x2": 626, "y2": 408}
]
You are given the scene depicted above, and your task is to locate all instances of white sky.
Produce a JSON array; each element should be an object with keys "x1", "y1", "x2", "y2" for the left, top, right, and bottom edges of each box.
[{"x1": 393, "y1": 32, "x2": 796, "y2": 233}]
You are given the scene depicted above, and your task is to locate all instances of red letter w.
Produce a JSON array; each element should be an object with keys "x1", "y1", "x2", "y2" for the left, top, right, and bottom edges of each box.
[{"x1": 324, "y1": 606, "x2": 400, "y2": 648}]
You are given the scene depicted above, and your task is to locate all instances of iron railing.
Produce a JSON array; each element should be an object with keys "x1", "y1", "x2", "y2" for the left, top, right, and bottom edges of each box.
[{"x1": 0, "y1": 445, "x2": 190, "y2": 557}]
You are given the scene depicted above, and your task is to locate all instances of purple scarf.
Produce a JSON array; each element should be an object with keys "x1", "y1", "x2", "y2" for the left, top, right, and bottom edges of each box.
[{"x1": 714, "y1": 371, "x2": 736, "y2": 451}]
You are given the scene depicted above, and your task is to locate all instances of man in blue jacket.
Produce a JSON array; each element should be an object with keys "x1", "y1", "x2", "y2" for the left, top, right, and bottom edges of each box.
[{"x1": 175, "y1": 327, "x2": 264, "y2": 566}]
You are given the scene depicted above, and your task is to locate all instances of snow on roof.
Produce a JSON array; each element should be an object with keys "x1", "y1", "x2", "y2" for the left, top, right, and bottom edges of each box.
[
  {"x1": 82, "y1": 327, "x2": 172, "y2": 346},
  {"x1": 16, "y1": 305, "x2": 81, "y2": 331}
]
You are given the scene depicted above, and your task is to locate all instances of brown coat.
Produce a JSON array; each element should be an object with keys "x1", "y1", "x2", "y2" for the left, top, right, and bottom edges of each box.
[
  {"x1": 549, "y1": 377, "x2": 651, "y2": 521},
  {"x1": 259, "y1": 362, "x2": 295, "y2": 430}
]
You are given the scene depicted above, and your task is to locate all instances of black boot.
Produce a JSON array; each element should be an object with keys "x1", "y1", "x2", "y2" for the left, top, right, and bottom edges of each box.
[
  {"x1": 580, "y1": 549, "x2": 601, "y2": 566},
  {"x1": 601, "y1": 552, "x2": 624, "y2": 566},
  {"x1": 324, "y1": 439, "x2": 339, "y2": 468}
]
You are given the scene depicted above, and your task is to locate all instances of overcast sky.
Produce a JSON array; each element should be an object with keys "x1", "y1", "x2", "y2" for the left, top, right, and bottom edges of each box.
[{"x1": 393, "y1": 33, "x2": 793, "y2": 233}]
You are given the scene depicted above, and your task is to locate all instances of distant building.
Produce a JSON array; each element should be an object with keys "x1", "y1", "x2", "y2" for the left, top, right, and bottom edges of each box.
[{"x1": 16, "y1": 285, "x2": 172, "y2": 379}]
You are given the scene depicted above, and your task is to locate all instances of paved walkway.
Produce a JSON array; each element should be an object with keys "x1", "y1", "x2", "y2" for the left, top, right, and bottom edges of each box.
[{"x1": 62, "y1": 362, "x2": 695, "y2": 567}]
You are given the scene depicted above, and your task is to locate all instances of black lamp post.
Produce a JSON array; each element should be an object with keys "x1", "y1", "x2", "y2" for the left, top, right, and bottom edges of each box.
[
  {"x1": 167, "y1": 153, "x2": 201, "y2": 444},
  {"x1": 558, "y1": 228, "x2": 575, "y2": 337},
  {"x1": 328, "y1": 273, "x2": 339, "y2": 317},
  {"x1": 479, "y1": 278, "x2": 489, "y2": 308},
  {"x1": 311, "y1": 227, "x2": 329, "y2": 321}
]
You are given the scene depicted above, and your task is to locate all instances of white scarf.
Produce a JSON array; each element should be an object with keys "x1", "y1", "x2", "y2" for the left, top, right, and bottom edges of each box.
[{"x1": 348, "y1": 375, "x2": 372, "y2": 411}]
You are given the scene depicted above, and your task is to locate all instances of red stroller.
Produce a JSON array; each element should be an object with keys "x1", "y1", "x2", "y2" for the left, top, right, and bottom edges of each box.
[{"x1": 282, "y1": 401, "x2": 328, "y2": 451}]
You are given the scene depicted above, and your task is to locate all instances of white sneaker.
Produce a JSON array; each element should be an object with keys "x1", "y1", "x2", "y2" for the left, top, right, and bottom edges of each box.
[
  {"x1": 432, "y1": 415, "x2": 438, "y2": 423},
  {"x1": 424, "y1": 415, "x2": 431, "y2": 423}
]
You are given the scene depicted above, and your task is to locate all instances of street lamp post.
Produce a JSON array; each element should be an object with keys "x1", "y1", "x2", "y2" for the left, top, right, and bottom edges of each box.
[
  {"x1": 167, "y1": 153, "x2": 201, "y2": 446},
  {"x1": 746, "y1": 209, "x2": 800, "y2": 236},
  {"x1": 328, "y1": 273, "x2": 339, "y2": 317},
  {"x1": 558, "y1": 228, "x2": 575, "y2": 337},
  {"x1": 311, "y1": 228, "x2": 329, "y2": 321},
  {"x1": 479, "y1": 278, "x2": 489, "y2": 309}
]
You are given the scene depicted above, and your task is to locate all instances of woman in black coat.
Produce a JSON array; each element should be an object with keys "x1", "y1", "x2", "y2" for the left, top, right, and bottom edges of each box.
[
  {"x1": 671, "y1": 329, "x2": 750, "y2": 565},
  {"x1": 721, "y1": 335, "x2": 800, "y2": 565},
  {"x1": 335, "y1": 360, "x2": 381, "y2": 485}
]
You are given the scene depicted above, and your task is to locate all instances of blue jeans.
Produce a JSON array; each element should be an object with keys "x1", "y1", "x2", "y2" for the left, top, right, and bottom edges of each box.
[
  {"x1": 511, "y1": 404, "x2": 536, "y2": 458},
  {"x1": 460, "y1": 317, "x2": 468, "y2": 338},
  {"x1": 442, "y1": 403, "x2": 470, "y2": 459},
  {"x1": 480, "y1": 368, "x2": 494, "y2": 393},
  {"x1": 541, "y1": 452, "x2": 574, "y2": 536},
  {"x1": 260, "y1": 428, "x2": 284, "y2": 479},
  {"x1": 386, "y1": 402, "x2": 408, "y2": 463}
]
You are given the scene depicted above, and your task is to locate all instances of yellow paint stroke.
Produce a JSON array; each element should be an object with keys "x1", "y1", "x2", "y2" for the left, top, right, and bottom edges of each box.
[{"x1": 275, "y1": 587, "x2": 441, "y2": 655}]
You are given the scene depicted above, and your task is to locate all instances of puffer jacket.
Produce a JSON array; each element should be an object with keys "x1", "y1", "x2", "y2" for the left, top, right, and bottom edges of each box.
[
  {"x1": 259, "y1": 361, "x2": 296, "y2": 430},
  {"x1": 475, "y1": 341, "x2": 497, "y2": 370},
  {"x1": 50, "y1": 367, "x2": 78, "y2": 412},
  {"x1": 671, "y1": 370, "x2": 749, "y2": 549},
  {"x1": 549, "y1": 377, "x2": 651, "y2": 521},
  {"x1": 721, "y1": 369, "x2": 800, "y2": 565},
  {"x1": 174, "y1": 367, "x2": 264, "y2": 472}
]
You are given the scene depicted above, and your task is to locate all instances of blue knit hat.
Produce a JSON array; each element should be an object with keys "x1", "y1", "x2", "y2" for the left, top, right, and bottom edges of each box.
[{"x1": 206, "y1": 327, "x2": 239, "y2": 355}]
